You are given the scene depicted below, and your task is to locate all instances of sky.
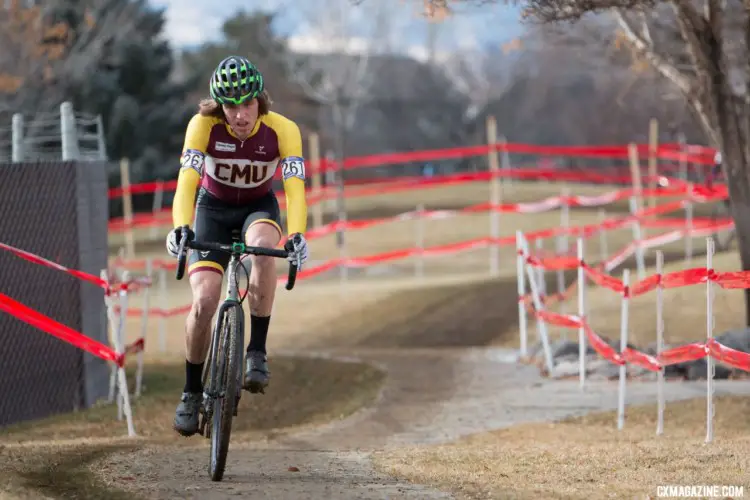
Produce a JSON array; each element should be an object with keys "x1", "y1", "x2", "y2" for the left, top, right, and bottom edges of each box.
[{"x1": 148, "y1": 0, "x2": 524, "y2": 59}]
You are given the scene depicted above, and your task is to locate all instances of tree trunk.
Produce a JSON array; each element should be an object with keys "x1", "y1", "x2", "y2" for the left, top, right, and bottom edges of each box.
[{"x1": 718, "y1": 111, "x2": 750, "y2": 326}]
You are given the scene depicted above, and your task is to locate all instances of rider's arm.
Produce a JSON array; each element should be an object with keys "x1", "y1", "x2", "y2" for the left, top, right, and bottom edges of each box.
[
  {"x1": 172, "y1": 114, "x2": 212, "y2": 228},
  {"x1": 277, "y1": 118, "x2": 308, "y2": 236}
]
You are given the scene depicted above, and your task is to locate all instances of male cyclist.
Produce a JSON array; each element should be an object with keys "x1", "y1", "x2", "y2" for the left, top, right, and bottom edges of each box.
[{"x1": 166, "y1": 55, "x2": 309, "y2": 437}]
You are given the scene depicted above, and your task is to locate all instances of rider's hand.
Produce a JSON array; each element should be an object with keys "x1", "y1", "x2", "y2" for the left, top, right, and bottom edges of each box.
[
  {"x1": 284, "y1": 232, "x2": 308, "y2": 269},
  {"x1": 166, "y1": 226, "x2": 194, "y2": 258}
]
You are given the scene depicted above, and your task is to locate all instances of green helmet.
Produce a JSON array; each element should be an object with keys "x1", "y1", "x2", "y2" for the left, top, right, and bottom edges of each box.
[{"x1": 209, "y1": 55, "x2": 264, "y2": 105}]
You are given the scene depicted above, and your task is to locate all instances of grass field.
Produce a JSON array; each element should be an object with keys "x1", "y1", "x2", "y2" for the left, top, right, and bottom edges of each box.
[
  {"x1": 109, "y1": 178, "x2": 718, "y2": 306},
  {"x1": 373, "y1": 395, "x2": 750, "y2": 499},
  {"x1": 108, "y1": 180, "x2": 716, "y2": 263}
]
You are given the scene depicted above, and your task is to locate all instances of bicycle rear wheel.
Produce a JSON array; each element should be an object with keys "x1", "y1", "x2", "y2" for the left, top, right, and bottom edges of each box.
[{"x1": 208, "y1": 304, "x2": 241, "y2": 482}]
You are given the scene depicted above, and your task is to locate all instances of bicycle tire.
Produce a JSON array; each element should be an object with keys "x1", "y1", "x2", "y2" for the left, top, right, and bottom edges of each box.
[{"x1": 208, "y1": 304, "x2": 241, "y2": 482}]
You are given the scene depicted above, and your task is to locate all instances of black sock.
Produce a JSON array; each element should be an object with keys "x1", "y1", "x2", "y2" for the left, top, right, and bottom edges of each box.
[
  {"x1": 184, "y1": 360, "x2": 204, "y2": 393},
  {"x1": 248, "y1": 315, "x2": 271, "y2": 354}
]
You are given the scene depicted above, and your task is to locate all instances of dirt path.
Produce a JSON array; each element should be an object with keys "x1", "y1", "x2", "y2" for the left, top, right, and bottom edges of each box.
[{"x1": 97, "y1": 346, "x2": 750, "y2": 499}]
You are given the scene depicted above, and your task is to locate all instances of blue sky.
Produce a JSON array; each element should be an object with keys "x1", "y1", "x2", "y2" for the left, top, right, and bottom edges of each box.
[{"x1": 148, "y1": 0, "x2": 524, "y2": 55}]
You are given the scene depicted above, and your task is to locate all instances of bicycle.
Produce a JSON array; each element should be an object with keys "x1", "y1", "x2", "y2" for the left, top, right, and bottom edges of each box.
[{"x1": 174, "y1": 226, "x2": 299, "y2": 482}]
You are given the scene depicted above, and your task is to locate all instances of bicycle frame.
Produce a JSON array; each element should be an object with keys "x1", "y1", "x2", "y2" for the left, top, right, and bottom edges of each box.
[{"x1": 201, "y1": 252, "x2": 246, "y2": 427}]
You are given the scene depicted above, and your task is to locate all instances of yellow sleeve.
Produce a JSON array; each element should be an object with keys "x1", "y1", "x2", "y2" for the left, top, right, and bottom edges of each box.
[
  {"x1": 276, "y1": 116, "x2": 308, "y2": 236},
  {"x1": 172, "y1": 114, "x2": 213, "y2": 228}
]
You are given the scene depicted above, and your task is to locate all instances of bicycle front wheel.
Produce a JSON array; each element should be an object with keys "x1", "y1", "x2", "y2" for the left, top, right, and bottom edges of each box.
[{"x1": 209, "y1": 304, "x2": 241, "y2": 482}]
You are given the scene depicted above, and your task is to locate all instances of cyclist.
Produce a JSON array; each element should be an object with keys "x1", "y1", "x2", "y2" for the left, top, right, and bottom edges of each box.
[{"x1": 166, "y1": 55, "x2": 310, "y2": 437}]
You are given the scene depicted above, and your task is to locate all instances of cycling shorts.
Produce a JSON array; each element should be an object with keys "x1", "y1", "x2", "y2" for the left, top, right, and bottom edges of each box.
[{"x1": 187, "y1": 187, "x2": 282, "y2": 277}]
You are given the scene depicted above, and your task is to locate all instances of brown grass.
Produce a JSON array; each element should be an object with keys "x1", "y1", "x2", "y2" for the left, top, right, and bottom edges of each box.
[
  {"x1": 1, "y1": 357, "x2": 384, "y2": 445},
  {"x1": 108, "y1": 181, "x2": 640, "y2": 257},
  {"x1": 372, "y1": 395, "x2": 750, "y2": 499},
  {"x1": 0, "y1": 357, "x2": 384, "y2": 498},
  {"x1": 110, "y1": 178, "x2": 722, "y2": 297},
  {"x1": 116, "y1": 230, "x2": 737, "y2": 360}
]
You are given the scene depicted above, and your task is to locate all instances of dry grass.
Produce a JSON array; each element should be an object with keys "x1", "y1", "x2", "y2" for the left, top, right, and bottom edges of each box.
[
  {"x1": 0, "y1": 358, "x2": 384, "y2": 446},
  {"x1": 110, "y1": 179, "x2": 721, "y2": 295},
  {"x1": 108, "y1": 181, "x2": 635, "y2": 256},
  {"x1": 0, "y1": 357, "x2": 384, "y2": 499},
  {"x1": 372, "y1": 395, "x2": 750, "y2": 499},
  {"x1": 116, "y1": 230, "x2": 735, "y2": 359}
]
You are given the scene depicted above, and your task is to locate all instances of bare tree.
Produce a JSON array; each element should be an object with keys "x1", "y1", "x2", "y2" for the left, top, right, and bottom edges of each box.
[
  {"x1": 0, "y1": 1, "x2": 69, "y2": 115},
  {"x1": 1, "y1": 0, "x2": 157, "y2": 129},
  {"x1": 414, "y1": 0, "x2": 750, "y2": 324}
]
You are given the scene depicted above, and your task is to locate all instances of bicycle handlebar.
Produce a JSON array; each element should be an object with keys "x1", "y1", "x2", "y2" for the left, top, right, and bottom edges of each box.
[{"x1": 175, "y1": 227, "x2": 298, "y2": 290}]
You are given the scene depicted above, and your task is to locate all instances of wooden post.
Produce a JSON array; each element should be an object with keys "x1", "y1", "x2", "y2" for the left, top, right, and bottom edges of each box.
[
  {"x1": 677, "y1": 132, "x2": 688, "y2": 181},
  {"x1": 499, "y1": 134, "x2": 512, "y2": 186},
  {"x1": 120, "y1": 157, "x2": 135, "y2": 259},
  {"x1": 150, "y1": 180, "x2": 164, "y2": 241},
  {"x1": 415, "y1": 203, "x2": 425, "y2": 279},
  {"x1": 309, "y1": 132, "x2": 323, "y2": 229},
  {"x1": 648, "y1": 118, "x2": 659, "y2": 208},
  {"x1": 629, "y1": 142, "x2": 646, "y2": 246},
  {"x1": 487, "y1": 115, "x2": 501, "y2": 276},
  {"x1": 628, "y1": 143, "x2": 643, "y2": 211}
]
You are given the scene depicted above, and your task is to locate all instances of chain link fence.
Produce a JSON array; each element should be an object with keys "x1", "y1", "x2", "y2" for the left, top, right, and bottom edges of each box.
[{"x1": 0, "y1": 160, "x2": 110, "y2": 428}]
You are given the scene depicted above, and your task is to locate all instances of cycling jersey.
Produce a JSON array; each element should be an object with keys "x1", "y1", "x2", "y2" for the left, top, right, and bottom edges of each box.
[{"x1": 172, "y1": 111, "x2": 307, "y2": 236}]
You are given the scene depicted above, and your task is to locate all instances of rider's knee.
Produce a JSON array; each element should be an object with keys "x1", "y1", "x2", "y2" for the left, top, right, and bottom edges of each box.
[
  {"x1": 245, "y1": 224, "x2": 280, "y2": 274},
  {"x1": 189, "y1": 273, "x2": 222, "y2": 318}
]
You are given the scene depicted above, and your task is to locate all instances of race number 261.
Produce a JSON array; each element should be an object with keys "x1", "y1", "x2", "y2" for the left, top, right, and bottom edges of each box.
[{"x1": 281, "y1": 156, "x2": 305, "y2": 181}]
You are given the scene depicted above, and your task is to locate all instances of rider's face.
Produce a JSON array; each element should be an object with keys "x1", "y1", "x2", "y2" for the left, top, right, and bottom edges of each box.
[{"x1": 222, "y1": 99, "x2": 258, "y2": 139}]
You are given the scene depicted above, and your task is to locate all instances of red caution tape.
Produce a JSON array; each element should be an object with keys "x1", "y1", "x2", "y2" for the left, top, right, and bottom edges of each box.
[
  {"x1": 621, "y1": 347, "x2": 662, "y2": 372},
  {"x1": 125, "y1": 338, "x2": 145, "y2": 355},
  {"x1": 661, "y1": 268, "x2": 709, "y2": 289},
  {"x1": 582, "y1": 263, "x2": 627, "y2": 294},
  {"x1": 0, "y1": 293, "x2": 124, "y2": 367},
  {"x1": 0, "y1": 242, "x2": 107, "y2": 290},
  {"x1": 527, "y1": 254, "x2": 580, "y2": 271},
  {"x1": 714, "y1": 271, "x2": 750, "y2": 289},
  {"x1": 629, "y1": 274, "x2": 661, "y2": 297},
  {"x1": 535, "y1": 310, "x2": 582, "y2": 328},
  {"x1": 108, "y1": 140, "x2": 719, "y2": 199},
  {"x1": 584, "y1": 323, "x2": 625, "y2": 366},
  {"x1": 657, "y1": 343, "x2": 707, "y2": 366},
  {"x1": 707, "y1": 338, "x2": 750, "y2": 371}
]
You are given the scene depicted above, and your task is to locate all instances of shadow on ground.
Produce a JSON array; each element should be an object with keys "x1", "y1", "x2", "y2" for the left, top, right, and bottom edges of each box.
[{"x1": 292, "y1": 276, "x2": 523, "y2": 350}]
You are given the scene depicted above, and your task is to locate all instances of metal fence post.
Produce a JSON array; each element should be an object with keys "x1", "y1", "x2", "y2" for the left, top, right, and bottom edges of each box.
[
  {"x1": 11, "y1": 113, "x2": 24, "y2": 162},
  {"x1": 61, "y1": 101, "x2": 80, "y2": 161},
  {"x1": 95, "y1": 114, "x2": 107, "y2": 160}
]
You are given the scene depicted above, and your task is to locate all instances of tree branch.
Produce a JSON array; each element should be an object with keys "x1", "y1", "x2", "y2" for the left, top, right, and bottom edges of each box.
[{"x1": 612, "y1": 9, "x2": 691, "y2": 94}]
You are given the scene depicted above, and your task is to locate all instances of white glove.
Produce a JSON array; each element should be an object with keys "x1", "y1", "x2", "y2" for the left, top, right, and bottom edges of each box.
[
  {"x1": 166, "y1": 229, "x2": 179, "y2": 258},
  {"x1": 166, "y1": 227, "x2": 194, "y2": 258},
  {"x1": 284, "y1": 233, "x2": 309, "y2": 270}
]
